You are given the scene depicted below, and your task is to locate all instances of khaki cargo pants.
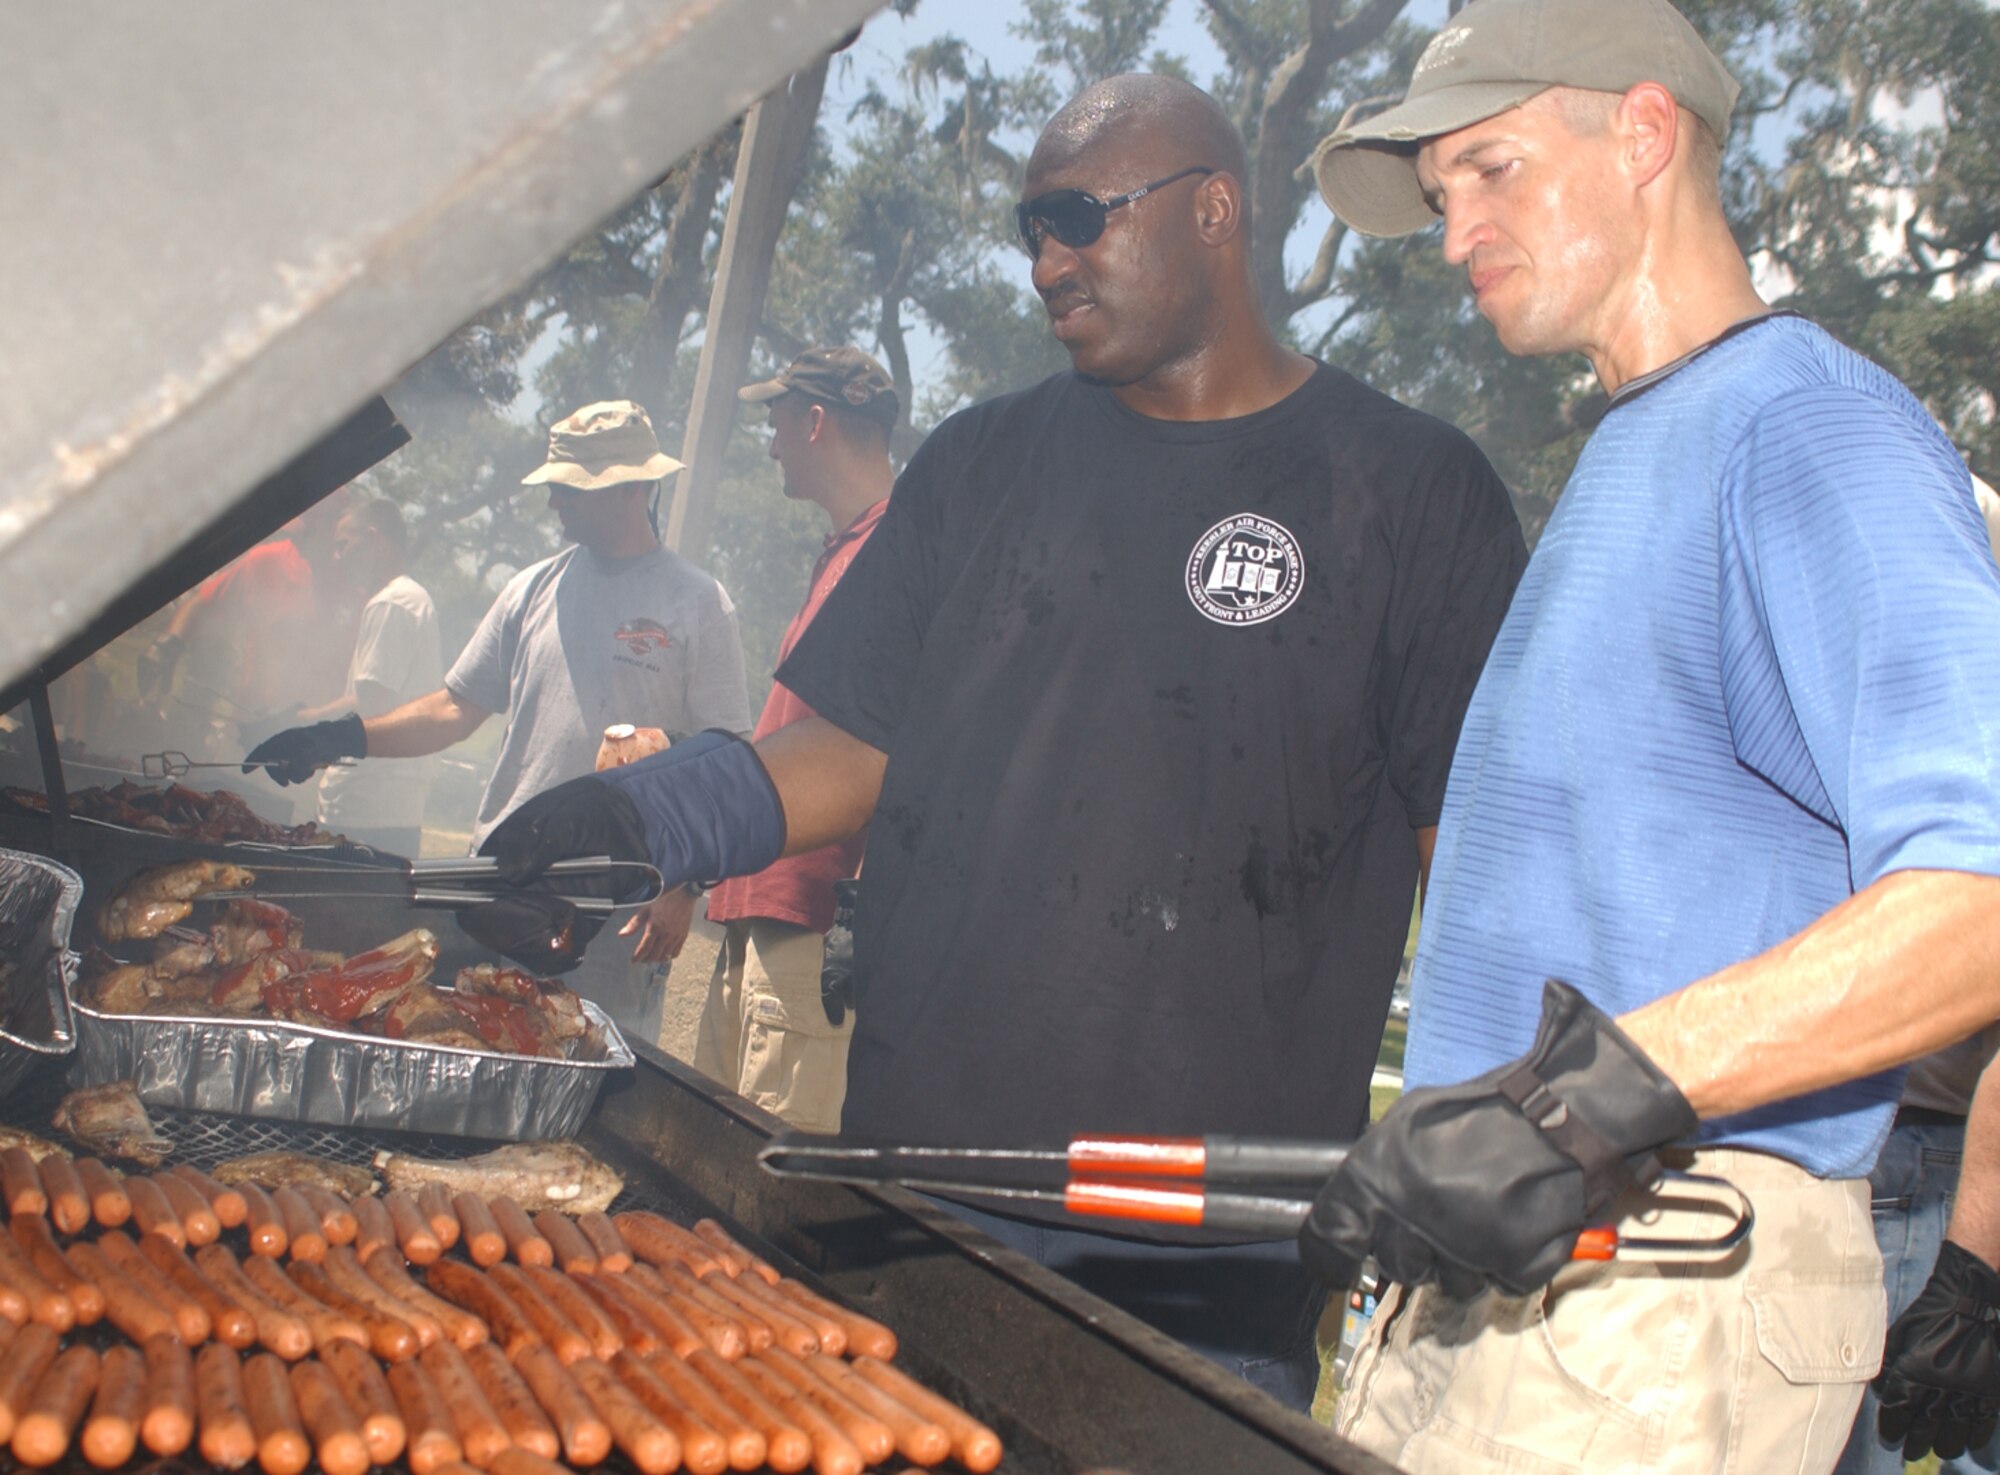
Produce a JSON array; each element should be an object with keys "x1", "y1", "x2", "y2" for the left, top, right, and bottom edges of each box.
[
  {"x1": 1335, "y1": 1148, "x2": 1885, "y2": 1473},
  {"x1": 694, "y1": 918, "x2": 852, "y2": 1134}
]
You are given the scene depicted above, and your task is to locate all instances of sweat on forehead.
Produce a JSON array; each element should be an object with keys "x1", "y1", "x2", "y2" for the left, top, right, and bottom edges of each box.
[{"x1": 1031, "y1": 74, "x2": 1248, "y2": 182}]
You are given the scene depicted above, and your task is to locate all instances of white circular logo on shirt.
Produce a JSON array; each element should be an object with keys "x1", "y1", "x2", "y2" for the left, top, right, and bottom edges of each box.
[{"x1": 1186, "y1": 514, "x2": 1305, "y2": 626}]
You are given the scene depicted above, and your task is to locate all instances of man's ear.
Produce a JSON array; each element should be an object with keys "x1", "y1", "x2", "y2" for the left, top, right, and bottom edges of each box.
[
  {"x1": 1194, "y1": 171, "x2": 1243, "y2": 248},
  {"x1": 1618, "y1": 82, "x2": 1679, "y2": 191},
  {"x1": 805, "y1": 403, "x2": 829, "y2": 444}
]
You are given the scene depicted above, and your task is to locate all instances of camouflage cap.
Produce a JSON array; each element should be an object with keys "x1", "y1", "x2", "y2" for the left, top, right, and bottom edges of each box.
[
  {"x1": 1312, "y1": 0, "x2": 1739, "y2": 238},
  {"x1": 521, "y1": 400, "x2": 685, "y2": 491},
  {"x1": 739, "y1": 346, "x2": 899, "y2": 430}
]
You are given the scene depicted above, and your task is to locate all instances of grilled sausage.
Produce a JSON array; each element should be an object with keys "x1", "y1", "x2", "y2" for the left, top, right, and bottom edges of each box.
[
  {"x1": 850, "y1": 1354, "x2": 1003, "y2": 1472},
  {"x1": 613, "y1": 1210, "x2": 724, "y2": 1277},
  {"x1": 511, "y1": 1342, "x2": 611, "y2": 1467},
  {"x1": 12, "y1": 1344, "x2": 99, "y2": 1468},
  {"x1": 34, "y1": 1157, "x2": 90, "y2": 1237},
  {"x1": 487, "y1": 1263, "x2": 590, "y2": 1364},
  {"x1": 693, "y1": 1218, "x2": 782, "y2": 1285},
  {"x1": 80, "y1": 1344, "x2": 144, "y2": 1470},
  {"x1": 0, "y1": 1226, "x2": 70, "y2": 1331},
  {"x1": 571, "y1": 1269, "x2": 660, "y2": 1356},
  {"x1": 322, "y1": 1244, "x2": 440, "y2": 1349},
  {"x1": 238, "y1": 1183, "x2": 289, "y2": 1259},
  {"x1": 384, "y1": 1358, "x2": 463, "y2": 1475},
  {"x1": 809, "y1": 1353, "x2": 950, "y2": 1466},
  {"x1": 72, "y1": 1159, "x2": 130, "y2": 1231},
  {"x1": 531, "y1": 1209, "x2": 596, "y2": 1275},
  {"x1": 360, "y1": 1246, "x2": 488, "y2": 1351},
  {"x1": 521, "y1": 1263, "x2": 622, "y2": 1360},
  {"x1": 0, "y1": 1148, "x2": 46, "y2": 1220},
  {"x1": 241, "y1": 1351, "x2": 311, "y2": 1475},
  {"x1": 154, "y1": 1172, "x2": 222, "y2": 1246},
  {"x1": 687, "y1": 1219, "x2": 752, "y2": 1279},
  {"x1": 756, "y1": 1347, "x2": 892, "y2": 1465},
  {"x1": 385, "y1": 1191, "x2": 442, "y2": 1265},
  {"x1": 193, "y1": 1341, "x2": 257, "y2": 1470},
  {"x1": 417, "y1": 1183, "x2": 460, "y2": 1252},
  {"x1": 9, "y1": 1215, "x2": 103, "y2": 1325},
  {"x1": 489, "y1": 1195, "x2": 553, "y2": 1268},
  {"x1": 593, "y1": 1267, "x2": 703, "y2": 1357},
  {"x1": 298, "y1": 1187, "x2": 358, "y2": 1249},
  {"x1": 733, "y1": 1274, "x2": 845, "y2": 1357},
  {"x1": 270, "y1": 1188, "x2": 324, "y2": 1262},
  {"x1": 124, "y1": 1175, "x2": 184, "y2": 1248},
  {"x1": 468, "y1": 1342, "x2": 560, "y2": 1459},
  {"x1": 169, "y1": 1164, "x2": 248, "y2": 1229},
  {"x1": 701, "y1": 1267, "x2": 820, "y2": 1356},
  {"x1": 416, "y1": 1341, "x2": 509, "y2": 1470},
  {"x1": 652, "y1": 1262, "x2": 763, "y2": 1355},
  {"x1": 288, "y1": 1357, "x2": 368, "y2": 1475},
  {"x1": 321, "y1": 1337, "x2": 406, "y2": 1467},
  {"x1": 425, "y1": 1259, "x2": 540, "y2": 1359},
  {"x1": 240, "y1": 1253, "x2": 366, "y2": 1354},
  {"x1": 65, "y1": 1240, "x2": 175, "y2": 1345},
  {"x1": 735, "y1": 1355, "x2": 861, "y2": 1475},
  {"x1": 612, "y1": 1350, "x2": 729, "y2": 1475},
  {"x1": 568, "y1": 1355, "x2": 681, "y2": 1475},
  {"x1": 351, "y1": 1193, "x2": 395, "y2": 1262},
  {"x1": 576, "y1": 1211, "x2": 633, "y2": 1273},
  {"x1": 774, "y1": 1277, "x2": 898, "y2": 1360},
  {"x1": 686, "y1": 1348, "x2": 812, "y2": 1475},
  {"x1": 98, "y1": 1230, "x2": 210, "y2": 1345},
  {"x1": 0, "y1": 1325, "x2": 64, "y2": 1447},
  {"x1": 289, "y1": 1258, "x2": 419, "y2": 1362},
  {"x1": 451, "y1": 1193, "x2": 507, "y2": 1268},
  {"x1": 488, "y1": 1447, "x2": 576, "y2": 1475},
  {"x1": 640, "y1": 1348, "x2": 767, "y2": 1473},
  {"x1": 192, "y1": 1244, "x2": 313, "y2": 1361},
  {"x1": 138, "y1": 1231, "x2": 257, "y2": 1349},
  {"x1": 139, "y1": 1330, "x2": 196, "y2": 1456}
]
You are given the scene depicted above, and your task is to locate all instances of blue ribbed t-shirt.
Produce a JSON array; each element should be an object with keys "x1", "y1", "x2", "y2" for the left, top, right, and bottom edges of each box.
[{"x1": 1408, "y1": 317, "x2": 2000, "y2": 1179}]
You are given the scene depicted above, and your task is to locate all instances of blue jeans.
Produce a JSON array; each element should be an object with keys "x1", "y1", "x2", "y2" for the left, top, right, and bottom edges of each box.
[
  {"x1": 1835, "y1": 1117, "x2": 2000, "y2": 1475},
  {"x1": 939, "y1": 1199, "x2": 1326, "y2": 1412}
]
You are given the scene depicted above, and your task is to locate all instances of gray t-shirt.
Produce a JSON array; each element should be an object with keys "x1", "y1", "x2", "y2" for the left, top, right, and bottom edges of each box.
[{"x1": 447, "y1": 544, "x2": 752, "y2": 847}]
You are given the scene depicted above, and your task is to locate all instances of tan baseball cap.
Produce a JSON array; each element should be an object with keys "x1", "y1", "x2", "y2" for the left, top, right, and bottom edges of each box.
[
  {"x1": 739, "y1": 346, "x2": 900, "y2": 430},
  {"x1": 521, "y1": 400, "x2": 684, "y2": 490},
  {"x1": 1312, "y1": 0, "x2": 1739, "y2": 238}
]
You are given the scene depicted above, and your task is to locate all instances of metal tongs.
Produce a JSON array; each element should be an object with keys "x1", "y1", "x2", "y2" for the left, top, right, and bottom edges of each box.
[
  {"x1": 142, "y1": 750, "x2": 357, "y2": 780},
  {"x1": 761, "y1": 1132, "x2": 1756, "y2": 1262},
  {"x1": 216, "y1": 855, "x2": 665, "y2": 914}
]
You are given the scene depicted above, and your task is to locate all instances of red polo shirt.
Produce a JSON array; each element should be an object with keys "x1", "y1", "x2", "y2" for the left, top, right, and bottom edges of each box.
[{"x1": 706, "y1": 499, "x2": 886, "y2": 933}]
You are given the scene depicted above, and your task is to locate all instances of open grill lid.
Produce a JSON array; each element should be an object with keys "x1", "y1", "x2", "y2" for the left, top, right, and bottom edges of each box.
[{"x1": 0, "y1": 0, "x2": 884, "y2": 703}]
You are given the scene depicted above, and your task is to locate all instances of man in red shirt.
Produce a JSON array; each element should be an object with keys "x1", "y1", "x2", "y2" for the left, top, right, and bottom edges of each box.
[{"x1": 697, "y1": 347, "x2": 897, "y2": 1130}]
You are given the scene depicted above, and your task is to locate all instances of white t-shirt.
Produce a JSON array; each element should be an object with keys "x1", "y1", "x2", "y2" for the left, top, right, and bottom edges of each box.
[
  {"x1": 316, "y1": 574, "x2": 444, "y2": 832},
  {"x1": 446, "y1": 544, "x2": 751, "y2": 849}
]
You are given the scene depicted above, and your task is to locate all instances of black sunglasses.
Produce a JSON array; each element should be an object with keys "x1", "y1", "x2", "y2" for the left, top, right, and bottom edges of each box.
[{"x1": 1014, "y1": 166, "x2": 1216, "y2": 259}]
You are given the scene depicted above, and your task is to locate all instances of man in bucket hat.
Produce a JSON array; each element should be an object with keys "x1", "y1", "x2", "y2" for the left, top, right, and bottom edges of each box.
[
  {"x1": 248, "y1": 399, "x2": 752, "y2": 1043},
  {"x1": 692, "y1": 346, "x2": 898, "y2": 1135},
  {"x1": 1302, "y1": 0, "x2": 2000, "y2": 1468}
]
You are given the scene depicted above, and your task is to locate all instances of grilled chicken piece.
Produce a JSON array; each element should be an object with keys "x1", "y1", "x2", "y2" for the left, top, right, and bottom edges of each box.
[
  {"x1": 87, "y1": 961, "x2": 159, "y2": 1015},
  {"x1": 151, "y1": 928, "x2": 218, "y2": 978},
  {"x1": 209, "y1": 898, "x2": 302, "y2": 964},
  {"x1": 455, "y1": 963, "x2": 591, "y2": 1044},
  {"x1": 375, "y1": 1141, "x2": 623, "y2": 1214},
  {"x1": 0, "y1": 1126, "x2": 69, "y2": 1162},
  {"x1": 212, "y1": 1152, "x2": 375, "y2": 1198},
  {"x1": 53, "y1": 1081, "x2": 171, "y2": 1167},
  {"x1": 377, "y1": 983, "x2": 489, "y2": 1052},
  {"x1": 261, "y1": 928, "x2": 438, "y2": 1026},
  {"x1": 97, "y1": 859, "x2": 256, "y2": 941}
]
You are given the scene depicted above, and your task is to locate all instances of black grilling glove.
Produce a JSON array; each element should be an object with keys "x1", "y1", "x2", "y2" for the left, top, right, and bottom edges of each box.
[
  {"x1": 457, "y1": 893, "x2": 601, "y2": 975},
  {"x1": 1874, "y1": 1240, "x2": 2000, "y2": 1462},
  {"x1": 242, "y1": 713, "x2": 367, "y2": 785},
  {"x1": 820, "y1": 878, "x2": 860, "y2": 1027},
  {"x1": 479, "y1": 773, "x2": 652, "y2": 890},
  {"x1": 1299, "y1": 979, "x2": 1698, "y2": 1300}
]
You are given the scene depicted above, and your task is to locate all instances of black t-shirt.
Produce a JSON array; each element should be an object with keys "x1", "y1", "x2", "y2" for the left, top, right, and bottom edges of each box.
[{"x1": 780, "y1": 365, "x2": 1524, "y2": 1172}]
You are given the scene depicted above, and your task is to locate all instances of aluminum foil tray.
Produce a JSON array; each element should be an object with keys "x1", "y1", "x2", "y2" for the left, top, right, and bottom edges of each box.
[
  {"x1": 0, "y1": 849, "x2": 80, "y2": 1103},
  {"x1": 65, "y1": 993, "x2": 634, "y2": 1141}
]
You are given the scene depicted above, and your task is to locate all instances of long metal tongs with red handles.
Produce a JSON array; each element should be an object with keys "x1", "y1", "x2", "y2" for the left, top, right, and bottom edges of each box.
[{"x1": 759, "y1": 1132, "x2": 1755, "y2": 1263}]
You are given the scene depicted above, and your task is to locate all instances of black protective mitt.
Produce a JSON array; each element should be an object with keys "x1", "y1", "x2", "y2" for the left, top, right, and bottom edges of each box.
[
  {"x1": 819, "y1": 878, "x2": 860, "y2": 1026},
  {"x1": 456, "y1": 893, "x2": 600, "y2": 975},
  {"x1": 1299, "y1": 979, "x2": 1698, "y2": 1299},
  {"x1": 1875, "y1": 1240, "x2": 2000, "y2": 1462},
  {"x1": 479, "y1": 773, "x2": 653, "y2": 890},
  {"x1": 242, "y1": 713, "x2": 367, "y2": 786}
]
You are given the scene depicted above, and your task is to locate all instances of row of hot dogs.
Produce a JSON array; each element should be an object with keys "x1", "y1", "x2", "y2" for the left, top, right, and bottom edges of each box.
[{"x1": 0, "y1": 1148, "x2": 1004, "y2": 1474}]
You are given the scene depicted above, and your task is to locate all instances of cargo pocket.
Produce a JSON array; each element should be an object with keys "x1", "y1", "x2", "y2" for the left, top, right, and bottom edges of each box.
[
  {"x1": 1743, "y1": 1268, "x2": 1885, "y2": 1385},
  {"x1": 739, "y1": 925, "x2": 852, "y2": 1134}
]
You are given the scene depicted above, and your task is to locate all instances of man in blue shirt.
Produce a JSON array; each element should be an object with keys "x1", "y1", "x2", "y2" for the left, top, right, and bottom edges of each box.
[{"x1": 1308, "y1": 0, "x2": 2000, "y2": 1468}]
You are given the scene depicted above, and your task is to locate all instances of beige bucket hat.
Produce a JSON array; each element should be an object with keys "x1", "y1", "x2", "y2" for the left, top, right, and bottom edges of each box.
[{"x1": 521, "y1": 400, "x2": 685, "y2": 490}]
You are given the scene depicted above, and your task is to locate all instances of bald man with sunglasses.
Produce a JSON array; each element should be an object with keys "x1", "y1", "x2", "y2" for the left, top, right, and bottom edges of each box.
[{"x1": 476, "y1": 73, "x2": 1525, "y2": 1407}]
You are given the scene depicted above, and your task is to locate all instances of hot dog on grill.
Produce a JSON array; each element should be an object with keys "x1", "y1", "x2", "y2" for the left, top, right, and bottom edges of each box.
[
  {"x1": 194, "y1": 1341, "x2": 258, "y2": 1470},
  {"x1": 468, "y1": 1341, "x2": 560, "y2": 1459},
  {"x1": 385, "y1": 1357, "x2": 463, "y2": 1475},
  {"x1": 193, "y1": 1244, "x2": 313, "y2": 1361},
  {"x1": 80, "y1": 1343, "x2": 143, "y2": 1470},
  {"x1": 288, "y1": 1356, "x2": 368, "y2": 1475},
  {"x1": 139, "y1": 1330, "x2": 196, "y2": 1456},
  {"x1": 241, "y1": 1351, "x2": 311, "y2": 1475},
  {"x1": 510, "y1": 1342, "x2": 611, "y2": 1468},
  {"x1": 321, "y1": 1337, "x2": 407, "y2": 1467}
]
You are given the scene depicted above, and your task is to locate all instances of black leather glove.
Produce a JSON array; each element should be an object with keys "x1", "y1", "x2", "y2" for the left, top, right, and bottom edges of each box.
[
  {"x1": 820, "y1": 878, "x2": 859, "y2": 1027},
  {"x1": 136, "y1": 633, "x2": 183, "y2": 702},
  {"x1": 1875, "y1": 1240, "x2": 2000, "y2": 1462},
  {"x1": 456, "y1": 893, "x2": 600, "y2": 975},
  {"x1": 478, "y1": 773, "x2": 652, "y2": 890},
  {"x1": 242, "y1": 713, "x2": 367, "y2": 785},
  {"x1": 1299, "y1": 979, "x2": 1698, "y2": 1300}
]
